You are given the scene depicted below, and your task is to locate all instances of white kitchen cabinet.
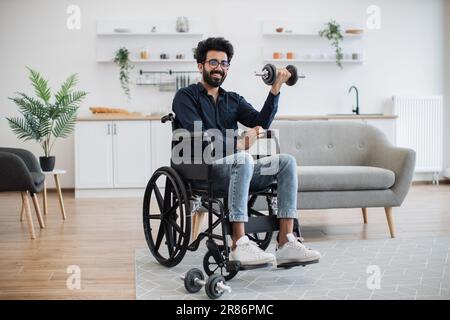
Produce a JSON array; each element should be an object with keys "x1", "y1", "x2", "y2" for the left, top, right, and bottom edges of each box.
[
  {"x1": 150, "y1": 121, "x2": 173, "y2": 188},
  {"x1": 75, "y1": 121, "x2": 114, "y2": 188},
  {"x1": 112, "y1": 121, "x2": 151, "y2": 188},
  {"x1": 75, "y1": 120, "x2": 151, "y2": 191}
]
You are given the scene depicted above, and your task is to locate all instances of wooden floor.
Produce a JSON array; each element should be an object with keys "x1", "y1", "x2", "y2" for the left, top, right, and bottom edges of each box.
[{"x1": 1, "y1": 184, "x2": 450, "y2": 299}]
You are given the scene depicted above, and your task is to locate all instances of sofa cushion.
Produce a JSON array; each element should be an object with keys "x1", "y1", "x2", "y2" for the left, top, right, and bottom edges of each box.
[{"x1": 298, "y1": 166, "x2": 395, "y2": 191}]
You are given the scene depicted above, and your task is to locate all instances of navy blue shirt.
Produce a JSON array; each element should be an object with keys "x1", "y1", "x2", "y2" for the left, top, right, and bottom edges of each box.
[{"x1": 172, "y1": 82, "x2": 280, "y2": 156}]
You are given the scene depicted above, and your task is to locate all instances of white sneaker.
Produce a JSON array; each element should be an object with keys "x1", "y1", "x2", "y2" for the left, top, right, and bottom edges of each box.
[
  {"x1": 276, "y1": 233, "x2": 321, "y2": 265},
  {"x1": 230, "y1": 236, "x2": 276, "y2": 266}
]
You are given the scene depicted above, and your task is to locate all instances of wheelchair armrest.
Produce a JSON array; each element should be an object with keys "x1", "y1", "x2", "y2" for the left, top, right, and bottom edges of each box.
[
  {"x1": 248, "y1": 129, "x2": 281, "y2": 159},
  {"x1": 264, "y1": 129, "x2": 280, "y2": 154},
  {"x1": 172, "y1": 130, "x2": 212, "y2": 143}
]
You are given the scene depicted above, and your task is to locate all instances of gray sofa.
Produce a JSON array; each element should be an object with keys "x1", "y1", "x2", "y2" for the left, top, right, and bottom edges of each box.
[{"x1": 256, "y1": 120, "x2": 416, "y2": 238}]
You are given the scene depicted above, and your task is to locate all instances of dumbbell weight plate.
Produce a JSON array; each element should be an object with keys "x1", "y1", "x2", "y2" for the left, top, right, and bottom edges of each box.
[
  {"x1": 205, "y1": 274, "x2": 226, "y2": 299},
  {"x1": 262, "y1": 64, "x2": 276, "y2": 86},
  {"x1": 286, "y1": 65, "x2": 298, "y2": 86},
  {"x1": 184, "y1": 268, "x2": 204, "y2": 293}
]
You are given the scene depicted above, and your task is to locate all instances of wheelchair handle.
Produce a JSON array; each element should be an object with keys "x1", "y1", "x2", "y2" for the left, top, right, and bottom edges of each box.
[{"x1": 161, "y1": 113, "x2": 175, "y2": 123}]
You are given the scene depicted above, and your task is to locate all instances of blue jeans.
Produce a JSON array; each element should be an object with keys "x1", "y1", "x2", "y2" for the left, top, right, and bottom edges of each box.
[{"x1": 206, "y1": 152, "x2": 298, "y2": 222}]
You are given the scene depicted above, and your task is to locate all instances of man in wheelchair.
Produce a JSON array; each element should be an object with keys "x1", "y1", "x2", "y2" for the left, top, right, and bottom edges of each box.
[{"x1": 171, "y1": 37, "x2": 321, "y2": 267}]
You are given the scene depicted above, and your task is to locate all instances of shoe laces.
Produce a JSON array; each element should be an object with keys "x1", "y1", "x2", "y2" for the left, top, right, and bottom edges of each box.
[
  {"x1": 280, "y1": 237, "x2": 309, "y2": 252},
  {"x1": 240, "y1": 239, "x2": 266, "y2": 255}
]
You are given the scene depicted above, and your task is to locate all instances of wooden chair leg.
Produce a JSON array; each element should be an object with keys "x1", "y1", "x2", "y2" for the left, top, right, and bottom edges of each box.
[
  {"x1": 362, "y1": 208, "x2": 368, "y2": 224},
  {"x1": 43, "y1": 178, "x2": 47, "y2": 215},
  {"x1": 20, "y1": 192, "x2": 26, "y2": 222},
  {"x1": 31, "y1": 193, "x2": 45, "y2": 229},
  {"x1": 384, "y1": 207, "x2": 396, "y2": 238},
  {"x1": 22, "y1": 192, "x2": 36, "y2": 239},
  {"x1": 192, "y1": 211, "x2": 206, "y2": 241}
]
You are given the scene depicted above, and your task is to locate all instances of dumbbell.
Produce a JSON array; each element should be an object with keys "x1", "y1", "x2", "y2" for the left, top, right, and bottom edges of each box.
[
  {"x1": 255, "y1": 64, "x2": 305, "y2": 86},
  {"x1": 182, "y1": 268, "x2": 232, "y2": 299}
]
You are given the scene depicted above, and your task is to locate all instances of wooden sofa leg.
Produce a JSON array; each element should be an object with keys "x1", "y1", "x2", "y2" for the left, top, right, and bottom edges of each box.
[
  {"x1": 384, "y1": 207, "x2": 396, "y2": 238},
  {"x1": 22, "y1": 192, "x2": 36, "y2": 239},
  {"x1": 362, "y1": 208, "x2": 368, "y2": 224},
  {"x1": 192, "y1": 211, "x2": 206, "y2": 241},
  {"x1": 31, "y1": 193, "x2": 45, "y2": 229}
]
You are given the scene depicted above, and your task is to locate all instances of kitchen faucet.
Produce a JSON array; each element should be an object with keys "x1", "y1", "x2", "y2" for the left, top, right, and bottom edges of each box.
[{"x1": 348, "y1": 85, "x2": 359, "y2": 115}]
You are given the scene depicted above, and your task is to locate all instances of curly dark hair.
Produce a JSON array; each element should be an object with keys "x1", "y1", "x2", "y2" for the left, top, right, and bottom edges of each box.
[{"x1": 194, "y1": 37, "x2": 234, "y2": 64}]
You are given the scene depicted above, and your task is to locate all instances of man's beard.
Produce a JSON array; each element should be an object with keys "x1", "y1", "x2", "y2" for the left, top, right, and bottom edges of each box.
[{"x1": 202, "y1": 68, "x2": 226, "y2": 88}]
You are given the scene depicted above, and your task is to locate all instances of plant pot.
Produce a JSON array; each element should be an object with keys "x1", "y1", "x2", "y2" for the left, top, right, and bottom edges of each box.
[{"x1": 39, "y1": 156, "x2": 55, "y2": 172}]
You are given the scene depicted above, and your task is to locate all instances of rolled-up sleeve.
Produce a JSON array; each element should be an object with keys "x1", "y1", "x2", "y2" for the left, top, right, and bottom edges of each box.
[{"x1": 236, "y1": 92, "x2": 279, "y2": 128}]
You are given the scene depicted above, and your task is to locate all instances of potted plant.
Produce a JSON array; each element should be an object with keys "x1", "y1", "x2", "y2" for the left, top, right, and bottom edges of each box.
[
  {"x1": 319, "y1": 20, "x2": 344, "y2": 68},
  {"x1": 114, "y1": 47, "x2": 134, "y2": 100},
  {"x1": 6, "y1": 67, "x2": 87, "y2": 172}
]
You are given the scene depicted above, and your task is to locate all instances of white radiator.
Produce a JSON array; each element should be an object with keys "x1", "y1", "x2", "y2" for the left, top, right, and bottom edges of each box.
[{"x1": 392, "y1": 96, "x2": 443, "y2": 176}]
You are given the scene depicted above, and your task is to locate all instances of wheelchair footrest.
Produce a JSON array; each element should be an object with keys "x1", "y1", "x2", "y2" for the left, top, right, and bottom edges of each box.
[
  {"x1": 277, "y1": 259, "x2": 319, "y2": 269},
  {"x1": 226, "y1": 260, "x2": 273, "y2": 272},
  {"x1": 239, "y1": 263, "x2": 273, "y2": 271}
]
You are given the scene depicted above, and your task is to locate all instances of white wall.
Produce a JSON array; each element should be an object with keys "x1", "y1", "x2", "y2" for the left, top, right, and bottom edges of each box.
[{"x1": 0, "y1": 0, "x2": 446, "y2": 188}]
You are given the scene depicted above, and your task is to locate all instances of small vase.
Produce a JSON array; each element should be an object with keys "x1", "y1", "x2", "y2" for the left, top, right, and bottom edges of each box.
[
  {"x1": 40, "y1": 156, "x2": 55, "y2": 172},
  {"x1": 176, "y1": 16, "x2": 189, "y2": 33}
]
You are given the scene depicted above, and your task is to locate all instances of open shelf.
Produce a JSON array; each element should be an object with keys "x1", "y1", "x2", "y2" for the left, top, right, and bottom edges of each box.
[
  {"x1": 98, "y1": 32, "x2": 204, "y2": 36},
  {"x1": 261, "y1": 20, "x2": 366, "y2": 66},
  {"x1": 97, "y1": 58, "x2": 197, "y2": 63},
  {"x1": 263, "y1": 32, "x2": 363, "y2": 38},
  {"x1": 96, "y1": 19, "x2": 204, "y2": 64},
  {"x1": 264, "y1": 58, "x2": 366, "y2": 64}
]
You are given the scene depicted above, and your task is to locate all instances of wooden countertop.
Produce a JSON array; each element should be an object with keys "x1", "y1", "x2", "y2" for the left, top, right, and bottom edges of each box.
[
  {"x1": 275, "y1": 114, "x2": 398, "y2": 120},
  {"x1": 77, "y1": 114, "x2": 164, "y2": 121},
  {"x1": 77, "y1": 114, "x2": 398, "y2": 121}
]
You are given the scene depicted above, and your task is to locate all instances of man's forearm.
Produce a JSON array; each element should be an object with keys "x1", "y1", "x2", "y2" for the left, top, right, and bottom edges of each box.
[{"x1": 270, "y1": 83, "x2": 282, "y2": 95}]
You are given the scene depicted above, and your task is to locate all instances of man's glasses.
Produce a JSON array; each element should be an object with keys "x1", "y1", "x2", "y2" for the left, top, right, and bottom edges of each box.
[{"x1": 203, "y1": 59, "x2": 230, "y2": 69}]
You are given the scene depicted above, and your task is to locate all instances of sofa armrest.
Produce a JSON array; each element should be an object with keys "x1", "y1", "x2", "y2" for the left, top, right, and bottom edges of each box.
[
  {"x1": 366, "y1": 143, "x2": 416, "y2": 205},
  {"x1": 0, "y1": 151, "x2": 36, "y2": 192}
]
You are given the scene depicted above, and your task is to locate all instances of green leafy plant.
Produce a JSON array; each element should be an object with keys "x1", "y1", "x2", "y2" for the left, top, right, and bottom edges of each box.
[
  {"x1": 319, "y1": 20, "x2": 344, "y2": 68},
  {"x1": 114, "y1": 47, "x2": 134, "y2": 100},
  {"x1": 6, "y1": 67, "x2": 87, "y2": 157}
]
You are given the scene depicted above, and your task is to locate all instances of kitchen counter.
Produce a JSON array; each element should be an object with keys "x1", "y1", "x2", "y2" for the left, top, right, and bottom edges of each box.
[{"x1": 77, "y1": 114, "x2": 398, "y2": 121}]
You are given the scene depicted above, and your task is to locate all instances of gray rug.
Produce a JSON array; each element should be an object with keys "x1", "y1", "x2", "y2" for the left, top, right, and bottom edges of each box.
[{"x1": 135, "y1": 236, "x2": 450, "y2": 300}]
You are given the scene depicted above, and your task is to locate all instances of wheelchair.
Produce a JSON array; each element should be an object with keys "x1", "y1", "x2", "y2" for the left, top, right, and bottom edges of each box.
[{"x1": 143, "y1": 113, "x2": 316, "y2": 297}]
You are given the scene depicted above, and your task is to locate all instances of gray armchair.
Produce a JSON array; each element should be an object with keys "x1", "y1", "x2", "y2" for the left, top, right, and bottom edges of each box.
[{"x1": 0, "y1": 147, "x2": 46, "y2": 239}]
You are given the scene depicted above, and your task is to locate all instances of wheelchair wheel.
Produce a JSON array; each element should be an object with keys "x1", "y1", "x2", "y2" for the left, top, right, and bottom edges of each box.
[
  {"x1": 203, "y1": 247, "x2": 238, "y2": 281},
  {"x1": 143, "y1": 166, "x2": 191, "y2": 267}
]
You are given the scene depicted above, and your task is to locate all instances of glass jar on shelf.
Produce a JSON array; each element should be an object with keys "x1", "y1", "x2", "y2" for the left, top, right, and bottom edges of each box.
[{"x1": 140, "y1": 47, "x2": 149, "y2": 60}]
